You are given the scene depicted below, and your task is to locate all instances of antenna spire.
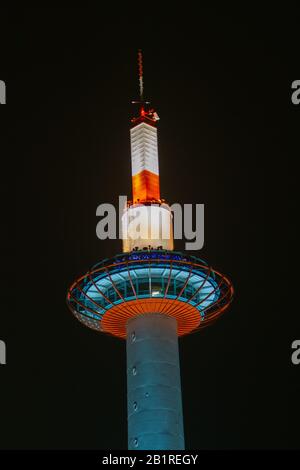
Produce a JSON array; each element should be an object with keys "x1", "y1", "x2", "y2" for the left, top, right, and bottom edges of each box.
[
  {"x1": 131, "y1": 49, "x2": 157, "y2": 122},
  {"x1": 138, "y1": 49, "x2": 144, "y2": 101}
]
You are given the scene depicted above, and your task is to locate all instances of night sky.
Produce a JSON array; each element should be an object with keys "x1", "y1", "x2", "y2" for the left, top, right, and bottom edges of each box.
[{"x1": 0, "y1": 8, "x2": 299, "y2": 449}]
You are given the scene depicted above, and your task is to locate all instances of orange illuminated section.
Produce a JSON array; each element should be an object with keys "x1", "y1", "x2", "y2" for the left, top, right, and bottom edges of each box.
[
  {"x1": 132, "y1": 170, "x2": 160, "y2": 201},
  {"x1": 101, "y1": 298, "x2": 201, "y2": 339}
]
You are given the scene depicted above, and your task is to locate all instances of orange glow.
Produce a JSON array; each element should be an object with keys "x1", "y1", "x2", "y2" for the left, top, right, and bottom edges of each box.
[
  {"x1": 132, "y1": 170, "x2": 160, "y2": 201},
  {"x1": 101, "y1": 298, "x2": 201, "y2": 339}
]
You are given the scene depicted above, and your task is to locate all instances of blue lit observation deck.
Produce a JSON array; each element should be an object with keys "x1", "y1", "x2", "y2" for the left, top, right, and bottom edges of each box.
[{"x1": 67, "y1": 250, "x2": 233, "y2": 338}]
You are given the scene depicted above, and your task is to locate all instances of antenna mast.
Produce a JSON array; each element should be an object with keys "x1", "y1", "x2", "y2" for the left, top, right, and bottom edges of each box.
[{"x1": 138, "y1": 49, "x2": 144, "y2": 101}]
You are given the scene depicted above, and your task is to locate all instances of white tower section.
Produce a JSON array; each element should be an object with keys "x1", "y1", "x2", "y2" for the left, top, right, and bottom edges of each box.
[
  {"x1": 131, "y1": 122, "x2": 159, "y2": 178},
  {"x1": 130, "y1": 121, "x2": 160, "y2": 203},
  {"x1": 121, "y1": 112, "x2": 174, "y2": 253},
  {"x1": 122, "y1": 202, "x2": 174, "y2": 252}
]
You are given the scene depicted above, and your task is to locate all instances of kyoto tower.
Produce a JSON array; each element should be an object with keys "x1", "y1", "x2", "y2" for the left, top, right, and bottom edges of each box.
[{"x1": 67, "y1": 51, "x2": 234, "y2": 450}]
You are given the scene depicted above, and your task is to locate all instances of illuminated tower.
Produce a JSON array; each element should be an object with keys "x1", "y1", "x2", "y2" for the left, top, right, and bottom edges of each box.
[{"x1": 67, "y1": 51, "x2": 234, "y2": 450}]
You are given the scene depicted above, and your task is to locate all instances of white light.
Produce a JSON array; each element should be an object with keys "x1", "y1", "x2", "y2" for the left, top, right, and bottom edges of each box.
[
  {"x1": 130, "y1": 123, "x2": 159, "y2": 176},
  {"x1": 151, "y1": 291, "x2": 160, "y2": 296},
  {"x1": 121, "y1": 204, "x2": 174, "y2": 252}
]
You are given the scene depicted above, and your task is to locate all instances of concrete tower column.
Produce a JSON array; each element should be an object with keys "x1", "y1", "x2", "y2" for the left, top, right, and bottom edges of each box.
[{"x1": 126, "y1": 313, "x2": 185, "y2": 450}]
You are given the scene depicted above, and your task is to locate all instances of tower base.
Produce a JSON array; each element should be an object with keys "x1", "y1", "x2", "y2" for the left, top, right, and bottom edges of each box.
[{"x1": 126, "y1": 313, "x2": 185, "y2": 450}]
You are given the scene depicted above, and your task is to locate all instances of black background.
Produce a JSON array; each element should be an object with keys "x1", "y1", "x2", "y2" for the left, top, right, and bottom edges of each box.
[{"x1": 0, "y1": 7, "x2": 299, "y2": 449}]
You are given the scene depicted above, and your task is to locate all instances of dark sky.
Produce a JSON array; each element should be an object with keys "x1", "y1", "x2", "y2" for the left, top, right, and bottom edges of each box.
[{"x1": 0, "y1": 7, "x2": 299, "y2": 449}]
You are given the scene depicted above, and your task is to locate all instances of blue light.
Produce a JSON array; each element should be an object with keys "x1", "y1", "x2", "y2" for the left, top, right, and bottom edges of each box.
[{"x1": 69, "y1": 251, "x2": 221, "y2": 326}]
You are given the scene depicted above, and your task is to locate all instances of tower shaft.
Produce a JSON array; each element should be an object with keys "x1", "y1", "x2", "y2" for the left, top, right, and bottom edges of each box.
[{"x1": 126, "y1": 314, "x2": 185, "y2": 450}]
